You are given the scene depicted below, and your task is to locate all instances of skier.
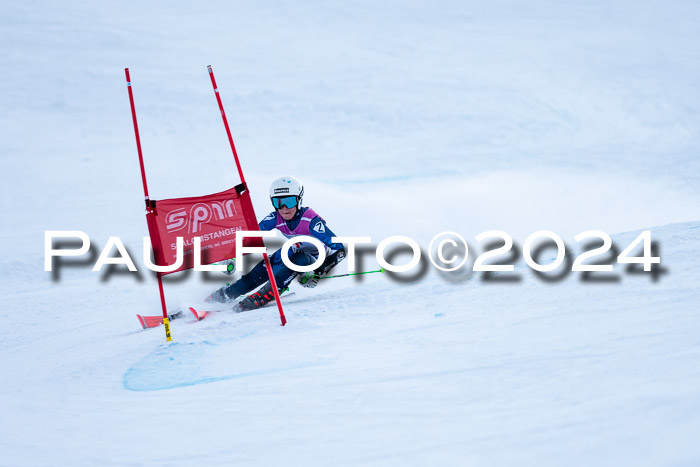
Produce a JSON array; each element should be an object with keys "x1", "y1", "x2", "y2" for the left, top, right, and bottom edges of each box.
[{"x1": 207, "y1": 175, "x2": 346, "y2": 311}]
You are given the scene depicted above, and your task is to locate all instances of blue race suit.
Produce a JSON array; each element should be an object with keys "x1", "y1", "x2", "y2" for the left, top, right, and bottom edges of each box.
[{"x1": 222, "y1": 207, "x2": 344, "y2": 299}]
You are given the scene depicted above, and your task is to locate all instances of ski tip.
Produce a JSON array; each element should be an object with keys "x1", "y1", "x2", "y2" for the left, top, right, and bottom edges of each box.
[
  {"x1": 188, "y1": 307, "x2": 208, "y2": 321},
  {"x1": 136, "y1": 314, "x2": 147, "y2": 329}
]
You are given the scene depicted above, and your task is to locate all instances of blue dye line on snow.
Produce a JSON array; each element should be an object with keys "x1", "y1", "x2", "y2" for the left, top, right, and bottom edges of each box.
[
  {"x1": 124, "y1": 339, "x2": 323, "y2": 391},
  {"x1": 124, "y1": 361, "x2": 322, "y2": 392}
]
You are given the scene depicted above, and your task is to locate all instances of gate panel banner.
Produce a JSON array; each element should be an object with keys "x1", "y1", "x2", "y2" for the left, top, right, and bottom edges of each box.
[{"x1": 146, "y1": 184, "x2": 263, "y2": 275}]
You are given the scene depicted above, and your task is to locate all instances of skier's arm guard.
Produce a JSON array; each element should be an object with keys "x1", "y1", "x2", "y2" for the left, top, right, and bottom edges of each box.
[
  {"x1": 298, "y1": 248, "x2": 346, "y2": 288},
  {"x1": 315, "y1": 248, "x2": 346, "y2": 276}
]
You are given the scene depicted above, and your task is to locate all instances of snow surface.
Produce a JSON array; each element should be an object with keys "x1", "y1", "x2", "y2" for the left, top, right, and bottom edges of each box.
[{"x1": 2, "y1": 1, "x2": 700, "y2": 465}]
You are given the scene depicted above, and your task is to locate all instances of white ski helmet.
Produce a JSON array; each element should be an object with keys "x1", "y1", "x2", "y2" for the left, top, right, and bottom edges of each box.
[{"x1": 269, "y1": 175, "x2": 304, "y2": 209}]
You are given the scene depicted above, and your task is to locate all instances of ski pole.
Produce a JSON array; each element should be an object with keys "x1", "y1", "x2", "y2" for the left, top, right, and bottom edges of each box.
[{"x1": 317, "y1": 268, "x2": 385, "y2": 280}]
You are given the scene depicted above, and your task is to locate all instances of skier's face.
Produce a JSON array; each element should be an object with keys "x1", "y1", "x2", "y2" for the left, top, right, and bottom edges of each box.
[{"x1": 278, "y1": 205, "x2": 297, "y2": 220}]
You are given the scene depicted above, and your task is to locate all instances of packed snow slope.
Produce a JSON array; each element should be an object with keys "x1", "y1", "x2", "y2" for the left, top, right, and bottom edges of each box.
[{"x1": 2, "y1": 1, "x2": 700, "y2": 465}]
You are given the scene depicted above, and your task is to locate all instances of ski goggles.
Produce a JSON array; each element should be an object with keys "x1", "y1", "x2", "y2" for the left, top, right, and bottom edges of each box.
[{"x1": 272, "y1": 195, "x2": 298, "y2": 209}]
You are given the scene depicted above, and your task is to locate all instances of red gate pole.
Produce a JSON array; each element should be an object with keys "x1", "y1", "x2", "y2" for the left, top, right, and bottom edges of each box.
[
  {"x1": 207, "y1": 65, "x2": 287, "y2": 326},
  {"x1": 125, "y1": 68, "x2": 153, "y2": 213},
  {"x1": 125, "y1": 68, "x2": 173, "y2": 341}
]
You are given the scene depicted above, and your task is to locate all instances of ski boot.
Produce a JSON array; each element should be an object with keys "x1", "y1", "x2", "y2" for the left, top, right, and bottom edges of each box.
[
  {"x1": 235, "y1": 282, "x2": 278, "y2": 312},
  {"x1": 205, "y1": 284, "x2": 233, "y2": 303}
]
